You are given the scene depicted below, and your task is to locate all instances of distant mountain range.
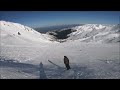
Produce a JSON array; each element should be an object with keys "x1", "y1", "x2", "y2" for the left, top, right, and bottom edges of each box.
[
  {"x1": 1, "y1": 20, "x2": 119, "y2": 44},
  {"x1": 47, "y1": 24, "x2": 120, "y2": 43},
  {"x1": 34, "y1": 24, "x2": 80, "y2": 33}
]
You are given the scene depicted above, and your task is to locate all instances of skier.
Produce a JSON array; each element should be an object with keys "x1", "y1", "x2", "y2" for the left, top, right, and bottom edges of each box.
[{"x1": 64, "y1": 56, "x2": 71, "y2": 70}]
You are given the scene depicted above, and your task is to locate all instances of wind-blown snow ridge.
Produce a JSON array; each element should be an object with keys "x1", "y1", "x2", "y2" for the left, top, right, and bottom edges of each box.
[{"x1": 72, "y1": 24, "x2": 115, "y2": 31}]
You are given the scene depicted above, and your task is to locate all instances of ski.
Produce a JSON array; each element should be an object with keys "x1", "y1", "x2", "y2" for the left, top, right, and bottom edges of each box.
[{"x1": 48, "y1": 60, "x2": 65, "y2": 69}]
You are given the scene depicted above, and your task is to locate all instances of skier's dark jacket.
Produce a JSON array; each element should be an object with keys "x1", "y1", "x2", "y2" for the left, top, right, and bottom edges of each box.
[{"x1": 64, "y1": 56, "x2": 69, "y2": 65}]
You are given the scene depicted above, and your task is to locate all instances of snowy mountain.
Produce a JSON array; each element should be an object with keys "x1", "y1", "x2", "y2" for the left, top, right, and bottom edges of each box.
[
  {"x1": 68, "y1": 24, "x2": 120, "y2": 43},
  {"x1": 34, "y1": 24, "x2": 80, "y2": 33},
  {"x1": 47, "y1": 24, "x2": 120, "y2": 43},
  {"x1": 1, "y1": 21, "x2": 119, "y2": 44},
  {"x1": 0, "y1": 21, "x2": 120, "y2": 79},
  {"x1": 0, "y1": 21, "x2": 55, "y2": 45}
]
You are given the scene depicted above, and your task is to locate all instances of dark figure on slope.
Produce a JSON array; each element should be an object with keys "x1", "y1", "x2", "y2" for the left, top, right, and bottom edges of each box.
[
  {"x1": 64, "y1": 56, "x2": 71, "y2": 70},
  {"x1": 39, "y1": 62, "x2": 47, "y2": 79},
  {"x1": 18, "y1": 32, "x2": 21, "y2": 35}
]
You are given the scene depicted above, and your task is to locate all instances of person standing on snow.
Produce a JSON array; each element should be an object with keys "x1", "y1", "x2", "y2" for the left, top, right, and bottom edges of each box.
[{"x1": 64, "y1": 56, "x2": 71, "y2": 70}]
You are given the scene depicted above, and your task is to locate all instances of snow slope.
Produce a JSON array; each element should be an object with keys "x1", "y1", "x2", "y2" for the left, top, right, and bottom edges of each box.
[
  {"x1": 0, "y1": 21, "x2": 55, "y2": 45},
  {"x1": 0, "y1": 21, "x2": 119, "y2": 79},
  {"x1": 0, "y1": 42, "x2": 119, "y2": 79},
  {"x1": 58, "y1": 24, "x2": 120, "y2": 43}
]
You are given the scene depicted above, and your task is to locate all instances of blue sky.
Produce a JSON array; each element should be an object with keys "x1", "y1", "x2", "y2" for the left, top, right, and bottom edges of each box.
[{"x1": 0, "y1": 11, "x2": 120, "y2": 28}]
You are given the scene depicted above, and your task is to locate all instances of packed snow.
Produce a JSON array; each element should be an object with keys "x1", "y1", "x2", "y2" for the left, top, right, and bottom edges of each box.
[{"x1": 0, "y1": 21, "x2": 120, "y2": 79}]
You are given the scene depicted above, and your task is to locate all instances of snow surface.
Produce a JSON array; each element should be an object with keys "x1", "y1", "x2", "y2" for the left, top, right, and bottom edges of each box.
[
  {"x1": 0, "y1": 21, "x2": 56, "y2": 45},
  {"x1": 66, "y1": 24, "x2": 119, "y2": 43},
  {"x1": 0, "y1": 21, "x2": 120, "y2": 79}
]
